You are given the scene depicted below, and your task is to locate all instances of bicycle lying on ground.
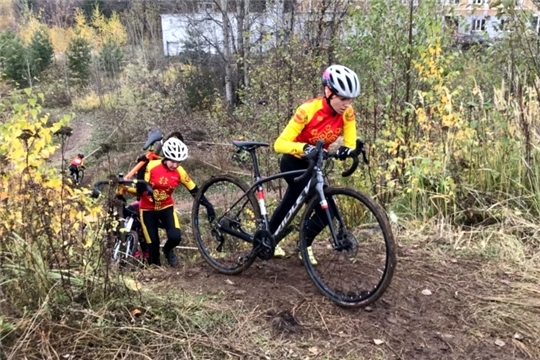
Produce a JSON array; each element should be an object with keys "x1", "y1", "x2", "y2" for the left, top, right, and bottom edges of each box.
[{"x1": 192, "y1": 139, "x2": 397, "y2": 307}]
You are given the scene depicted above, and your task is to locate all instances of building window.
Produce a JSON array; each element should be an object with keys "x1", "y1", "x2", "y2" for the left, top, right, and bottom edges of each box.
[
  {"x1": 472, "y1": 18, "x2": 486, "y2": 31},
  {"x1": 198, "y1": 2, "x2": 215, "y2": 12}
]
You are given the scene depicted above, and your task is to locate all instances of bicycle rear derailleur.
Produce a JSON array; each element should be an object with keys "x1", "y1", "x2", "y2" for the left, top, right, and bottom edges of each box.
[{"x1": 253, "y1": 229, "x2": 275, "y2": 260}]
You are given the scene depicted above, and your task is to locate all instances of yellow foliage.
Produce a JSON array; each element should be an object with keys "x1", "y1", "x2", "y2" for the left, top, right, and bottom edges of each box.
[
  {"x1": 50, "y1": 26, "x2": 73, "y2": 53},
  {"x1": 72, "y1": 92, "x2": 101, "y2": 111},
  {"x1": 74, "y1": 8, "x2": 97, "y2": 45},
  {"x1": 18, "y1": 13, "x2": 47, "y2": 44},
  {"x1": 91, "y1": 7, "x2": 128, "y2": 47},
  {"x1": 70, "y1": 5, "x2": 128, "y2": 50},
  {"x1": 72, "y1": 91, "x2": 118, "y2": 111},
  {"x1": 374, "y1": 35, "x2": 478, "y2": 206},
  {"x1": 0, "y1": 89, "x2": 101, "y2": 248}
]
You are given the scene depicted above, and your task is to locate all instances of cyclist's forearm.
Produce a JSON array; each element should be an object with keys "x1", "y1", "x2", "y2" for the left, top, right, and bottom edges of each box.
[
  {"x1": 342, "y1": 112, "x2": 357, "y2": 148},
  {"x1": 274, "y1": 137, "x2": 305, "y2": 155}
]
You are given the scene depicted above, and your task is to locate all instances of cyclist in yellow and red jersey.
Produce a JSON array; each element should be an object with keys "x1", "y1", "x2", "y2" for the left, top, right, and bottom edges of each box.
[
  {"x1": 138, "y1": 138, "x2": 215, "y2": 267},
  {"x1": 269, "y1": 64, "x2": 361, "y2": 264}
]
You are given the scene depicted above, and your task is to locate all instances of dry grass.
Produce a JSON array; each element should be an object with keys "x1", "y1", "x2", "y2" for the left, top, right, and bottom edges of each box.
[{"x1": 3, "y1": 214, "x2": 540, "y2": 359}]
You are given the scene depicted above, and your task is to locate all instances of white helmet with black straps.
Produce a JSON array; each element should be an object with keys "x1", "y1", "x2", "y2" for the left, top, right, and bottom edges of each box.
[
  {"x1": 162, "y1": 137, "x2": 188, "y2": 162},
  {"x1": 321, "y1": 65, "x2": 361, "y2": 99}
]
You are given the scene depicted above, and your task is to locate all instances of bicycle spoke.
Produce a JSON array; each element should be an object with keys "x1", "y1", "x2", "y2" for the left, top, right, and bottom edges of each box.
[{"x1": 192, "y1": 175, "x2": 259, "y2": 274}]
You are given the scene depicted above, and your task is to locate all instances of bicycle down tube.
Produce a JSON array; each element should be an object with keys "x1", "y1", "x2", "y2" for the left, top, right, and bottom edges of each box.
[{"x1": 214, "y1": 169, "x2": 305, "y2": 242}]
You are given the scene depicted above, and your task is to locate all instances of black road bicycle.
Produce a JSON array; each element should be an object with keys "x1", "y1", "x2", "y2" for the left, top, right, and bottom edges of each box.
[
  {"x1": 192, "y1": 139, "x2": 397, "y2": 307},
  {"x1": 92, "y1": 177, "x2": 153, "y2": 268}
]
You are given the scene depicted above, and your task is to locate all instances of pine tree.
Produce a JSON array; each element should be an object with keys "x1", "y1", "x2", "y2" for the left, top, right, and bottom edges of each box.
[
  {"x1": 66, "y1": 36, "x2": 92, "y2": 87},
  {"x1": 0, "y1": 31, "x2": 33, "y2": 86},
  {"x1": 98, "y1": 38, "x2": 123, "y2": 78},
  {"x1": 29, "y1": 29, "x2": 54, "y2": 73}
]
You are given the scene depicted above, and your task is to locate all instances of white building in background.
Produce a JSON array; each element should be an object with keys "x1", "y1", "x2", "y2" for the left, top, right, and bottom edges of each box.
[
  {"x1": 160, "y1": 2, "x2": 289, "y2": 57},
  {"x1": 160, "y1": 0, "x2": 540, "y2": 57},
  {"x1": 441, "y1": 0, "x2": 540, "y2": 38},
  {"x1": 160, "y1": 1, "x2": 341, "y2": 57}
]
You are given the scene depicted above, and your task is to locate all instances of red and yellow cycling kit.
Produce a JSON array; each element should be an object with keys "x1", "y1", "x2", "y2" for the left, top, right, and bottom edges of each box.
[
  {"x1": 274, "y1": 97, "x2": 356, "y2": 156},
  {"x1": 139, "y1": 160, "x2": 196, "y2": 210}
]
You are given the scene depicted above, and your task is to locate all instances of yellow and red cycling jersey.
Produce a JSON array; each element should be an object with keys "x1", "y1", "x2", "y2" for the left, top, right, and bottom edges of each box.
[
  {"x1": 139, "y1": 160, "x2": 196, "y2": 210},
  {"x1": 274, "y1": 97, "x2": 356, "y2": 156}
]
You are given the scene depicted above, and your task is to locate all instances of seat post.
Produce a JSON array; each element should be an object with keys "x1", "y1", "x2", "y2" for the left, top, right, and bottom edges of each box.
[{"x1": 249, "y1": 149, "x2": 263, "y2": 182}]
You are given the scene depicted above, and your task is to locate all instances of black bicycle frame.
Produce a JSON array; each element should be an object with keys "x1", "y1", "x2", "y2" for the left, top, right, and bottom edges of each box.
[{"x1": 216, "y1": 148, "x2": 340, "y2": 246}]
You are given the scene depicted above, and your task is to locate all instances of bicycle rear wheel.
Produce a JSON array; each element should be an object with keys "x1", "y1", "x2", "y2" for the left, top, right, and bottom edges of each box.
[
  {"x1": 192, "y1": 174, "x2": 260, "y2": 275},
  {"x1": 299, "y1": 186, "x2": 396, "y2": 307}
]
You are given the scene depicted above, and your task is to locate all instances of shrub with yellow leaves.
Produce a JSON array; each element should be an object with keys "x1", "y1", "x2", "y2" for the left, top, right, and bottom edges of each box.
[{"x1": 0, "y1": 88, "x2": 111, "y2": 310}]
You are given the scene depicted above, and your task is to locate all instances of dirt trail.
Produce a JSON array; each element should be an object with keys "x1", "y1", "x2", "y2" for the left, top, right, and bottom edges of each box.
[
  {"x1": 137, "y1": 241, "x2": 535, "y2": 360},
  {"x1": 50, "y1": 116, "x2": 94, "y2": 167}
]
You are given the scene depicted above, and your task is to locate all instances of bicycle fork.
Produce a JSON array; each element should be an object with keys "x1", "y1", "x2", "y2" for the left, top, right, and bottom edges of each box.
[{"x1": 313, "y1": 170, "x2": 351, "y2": 253}]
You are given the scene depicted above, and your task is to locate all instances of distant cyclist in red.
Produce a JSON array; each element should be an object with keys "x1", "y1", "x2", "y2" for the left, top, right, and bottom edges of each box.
[{"x1": 69, "y1": 153, "x2": 85, "y2": 183}]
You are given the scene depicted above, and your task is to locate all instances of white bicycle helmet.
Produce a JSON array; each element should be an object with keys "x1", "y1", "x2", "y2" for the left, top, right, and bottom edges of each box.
[
  {"x1": 321, "y1": 65, "x2": 361, "y2": 99},
  {"x1": 162, "y1": 137, "x2": 188, "y2": 162}
]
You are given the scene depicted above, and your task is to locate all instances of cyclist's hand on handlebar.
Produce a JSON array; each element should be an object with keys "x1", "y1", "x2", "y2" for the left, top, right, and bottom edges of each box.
[
  {"x1": 304, "y1": 144, "x2": 317, "y2": 155},
  {"x1": 303, "y1": 143, "x2": 327, "y2": 160},
  {"x1": 336, "y1": 146, "x2": 355, "y2": 160}
]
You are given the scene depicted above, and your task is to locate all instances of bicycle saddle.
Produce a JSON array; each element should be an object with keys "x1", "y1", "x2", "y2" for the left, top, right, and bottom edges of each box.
[
  {"x1": 232, "y1": 140, "x2": 269, "y2": 151},
  {"x1": 142, "y1": 129, "x2": 164, "y2": 150}
]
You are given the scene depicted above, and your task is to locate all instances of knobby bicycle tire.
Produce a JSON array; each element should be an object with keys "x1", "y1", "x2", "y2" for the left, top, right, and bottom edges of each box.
[
  {"x1": 299, "y1": 186, "x2": 397, "y2": 308},
  {"x1": 192, "y1": 174, "x2": 261, "y2": 275}
]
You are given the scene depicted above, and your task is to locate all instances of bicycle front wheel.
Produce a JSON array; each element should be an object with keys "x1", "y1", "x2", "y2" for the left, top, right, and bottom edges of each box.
[
  {"x1": 192, "y1": 174, "x2": 260, "y2": 275},
  {"x1": 111, "y1": 230, "x2": 142, "y2": 269},
  {"x1": 299, "y1": 186, "x2": 397, "y2": 307}
]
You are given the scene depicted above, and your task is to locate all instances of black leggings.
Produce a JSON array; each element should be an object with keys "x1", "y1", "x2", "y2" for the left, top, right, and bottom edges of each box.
[
  {"x1": 268, "y1": 154, "x2": 331, "y2": 246},
  {"x1": 140, "y1": 206, "x2": 181, "y2": 265},
  {"x1": 69, "y1": 164, "x2": 79, "y2": 177}
]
